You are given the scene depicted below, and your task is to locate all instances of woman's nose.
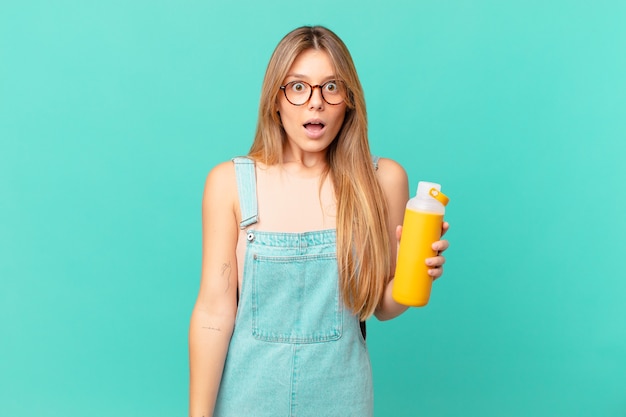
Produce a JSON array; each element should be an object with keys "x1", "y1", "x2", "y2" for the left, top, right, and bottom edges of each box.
[{"x1": 308, "y1": 85, "x2": 325, "y2": 109}]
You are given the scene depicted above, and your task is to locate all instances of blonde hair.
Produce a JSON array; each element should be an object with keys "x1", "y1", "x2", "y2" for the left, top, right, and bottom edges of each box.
[{"x1": 249, "y1": 26, "x2": 390, "y2": 320}]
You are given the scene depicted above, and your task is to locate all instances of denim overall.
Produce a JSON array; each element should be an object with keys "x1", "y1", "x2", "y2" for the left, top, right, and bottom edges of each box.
[{"x1": 213, "y1": 157, "x2": 378, "y2": 417}]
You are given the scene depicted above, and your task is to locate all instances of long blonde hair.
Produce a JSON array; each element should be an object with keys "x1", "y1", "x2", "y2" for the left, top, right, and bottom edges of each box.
[{"x1": 249, "y1": 26, "x2": 390, "y2": 320}]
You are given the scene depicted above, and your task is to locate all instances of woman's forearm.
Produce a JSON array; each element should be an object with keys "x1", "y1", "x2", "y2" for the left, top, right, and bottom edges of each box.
[
  {"x1": 374, "y1": 279, "x2": 409, "y2": 321},
  {"x1": 189, "y1": 307, "x2": 235, "y2": 417}
]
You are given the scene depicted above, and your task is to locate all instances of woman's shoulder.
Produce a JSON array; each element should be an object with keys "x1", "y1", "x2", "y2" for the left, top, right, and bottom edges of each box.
[
  {"x1": 374, "y1": 157, "x2": 408, "y2": 188},
  {"x1": 205, "y1": 159, "x2": 237, "y2": 184},
  {"x1": 203, "y1": 160, "x2": 239, "y2": 210},
  {"x1": 373, "y1": 157, "x2": 410, "y2": 218}
]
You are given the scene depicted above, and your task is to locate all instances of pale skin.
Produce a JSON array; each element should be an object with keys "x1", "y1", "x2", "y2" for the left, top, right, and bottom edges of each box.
[{"x1": 188, "y1": 49, "x2": 449, "y2": 416}]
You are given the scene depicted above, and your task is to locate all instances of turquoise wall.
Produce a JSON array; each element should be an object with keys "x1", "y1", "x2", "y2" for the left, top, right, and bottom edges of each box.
[{"x1": 1, "y1": 1, "x2": 625, "y2": 416}]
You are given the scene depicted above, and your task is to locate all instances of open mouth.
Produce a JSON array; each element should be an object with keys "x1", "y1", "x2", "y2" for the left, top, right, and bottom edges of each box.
[{"x1": 303, "y1": 121, "x2": 325, "y2": 133}]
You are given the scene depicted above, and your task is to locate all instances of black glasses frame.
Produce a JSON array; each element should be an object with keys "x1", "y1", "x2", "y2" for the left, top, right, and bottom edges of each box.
[{"x1": 279, "y1": 80, "x2": 346, "y2": 106}]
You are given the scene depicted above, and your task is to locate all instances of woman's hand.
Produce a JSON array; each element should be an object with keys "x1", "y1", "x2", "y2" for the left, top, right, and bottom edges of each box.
[
  {"x1": 395, "y1": 221, "x2": 450, "y2": 280},
  {"x1": 426, "y1": 221, "x2": 449, "y2": 280}
]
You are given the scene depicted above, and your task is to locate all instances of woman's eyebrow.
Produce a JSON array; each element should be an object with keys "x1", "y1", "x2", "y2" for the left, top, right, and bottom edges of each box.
[{"x1": 284, "y1": 73, "x2": 337, "y2": 82}]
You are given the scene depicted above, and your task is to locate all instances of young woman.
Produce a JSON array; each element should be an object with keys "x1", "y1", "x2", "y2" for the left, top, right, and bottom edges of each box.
[{"x1": 189, "y1": 26, "x2": 449, "y2": 417}]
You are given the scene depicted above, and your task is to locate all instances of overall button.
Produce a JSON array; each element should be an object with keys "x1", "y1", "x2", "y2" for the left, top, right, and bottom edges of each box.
[{"x1": 246, "y1": 231, "x2": 255, "y2": 242}]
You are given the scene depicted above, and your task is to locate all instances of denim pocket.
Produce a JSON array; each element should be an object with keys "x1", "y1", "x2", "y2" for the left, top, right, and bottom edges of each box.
[{"x1": 251, "y1": 252, "x2": 343, "y2": 343}]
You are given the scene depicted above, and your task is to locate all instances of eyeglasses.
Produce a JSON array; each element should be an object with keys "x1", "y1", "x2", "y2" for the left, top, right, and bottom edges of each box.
[{"x1": 279, "y1": 80, "x2": 346, "y2": 106}]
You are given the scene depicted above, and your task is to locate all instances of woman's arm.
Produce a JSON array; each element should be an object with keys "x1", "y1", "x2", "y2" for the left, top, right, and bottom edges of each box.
[
  {"x1": 373, "y1": 158, "x2": 449, "y2": 321},
  {"x1": 189, "y1": 161, "x2": 240, "y2": 417}
]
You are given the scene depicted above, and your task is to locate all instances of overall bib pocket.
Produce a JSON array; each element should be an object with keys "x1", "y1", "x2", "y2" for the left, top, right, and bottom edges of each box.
[{"x1": 251, "y1": 252, "x2": 343, "y2": 343}]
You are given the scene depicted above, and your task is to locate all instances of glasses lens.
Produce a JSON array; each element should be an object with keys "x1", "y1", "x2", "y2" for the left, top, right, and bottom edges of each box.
[
  {"x1": 321, "y1": 81, "x2": 344, "y2": 105},
  {"x1": 285, "y1": 82, "x2": 311, "y2": 105}
]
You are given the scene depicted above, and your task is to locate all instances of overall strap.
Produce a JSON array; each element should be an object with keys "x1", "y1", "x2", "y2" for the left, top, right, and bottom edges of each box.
[
  {"x1": 232, "y1": 157, "x2": 259, "y2": 229},
  {"x1": 371, "y1": 154, "x2": 380, "y2": 171}
]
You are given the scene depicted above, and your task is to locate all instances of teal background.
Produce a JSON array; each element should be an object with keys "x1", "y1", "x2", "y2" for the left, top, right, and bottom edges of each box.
[{"x1": 1, "y1": 0, "x2": 625, "y2": 416}]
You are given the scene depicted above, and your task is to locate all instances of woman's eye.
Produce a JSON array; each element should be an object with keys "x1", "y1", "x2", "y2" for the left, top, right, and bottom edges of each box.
[
  {"x1": 324, "y1": 82, "x2": 339, "y2": 93},
  {"x1": 291, "y1": 82, "x2": 306, "y2": 92}
]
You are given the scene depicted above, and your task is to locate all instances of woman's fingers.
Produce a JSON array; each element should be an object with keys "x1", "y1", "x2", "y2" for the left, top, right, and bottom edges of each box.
[
  {"x1": 426, "y1": 255, "x2": 446, "y2": 279},
  {"x1": 432, "y1": 239, "x2": 449, "y2": 253},
  {"x1": 441, "y1": 221, "x2": 449, "y2": 237}
]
